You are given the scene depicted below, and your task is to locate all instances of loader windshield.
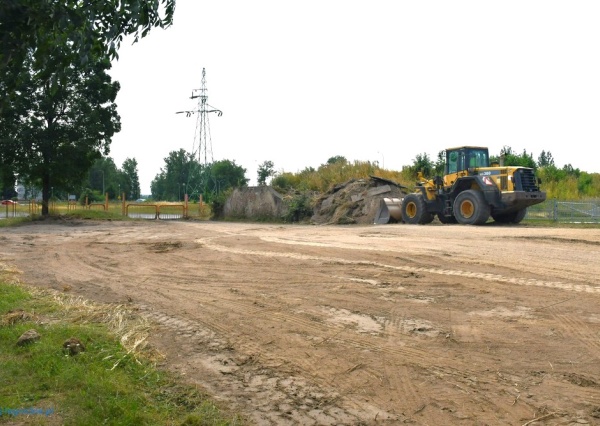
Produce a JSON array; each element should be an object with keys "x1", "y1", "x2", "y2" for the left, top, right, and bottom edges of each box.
[
  {"x1": 446, "y1": 147, "x2": 489, "y2": 174},
  {"x1": 468, "y1": 149, "x2": 489, "y2": 168}
]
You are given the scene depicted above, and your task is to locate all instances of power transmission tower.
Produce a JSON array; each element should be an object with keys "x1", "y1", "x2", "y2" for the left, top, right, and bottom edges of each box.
[
  {"x1": 176, "y1": 67, "x2": 222, "y2": 166},
  {"x1": 176, "y1": 68, "x2": 222, "y2": 199}
]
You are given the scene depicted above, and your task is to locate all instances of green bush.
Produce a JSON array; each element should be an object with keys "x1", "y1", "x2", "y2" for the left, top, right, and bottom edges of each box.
[{"x1": 282, "y1": 193, "x2": 315, "y2": 223}]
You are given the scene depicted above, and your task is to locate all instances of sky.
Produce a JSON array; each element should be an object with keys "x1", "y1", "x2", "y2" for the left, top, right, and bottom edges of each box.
[{"x1": 108, "y1": 1, "x2": 600, "y2": 195}]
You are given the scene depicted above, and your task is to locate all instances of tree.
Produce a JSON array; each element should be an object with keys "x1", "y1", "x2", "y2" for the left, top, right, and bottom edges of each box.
[
  {"x1": 504, "y1": 148, "x2": 536, "y2": 169},
  {"x1": 150, "y1": 149, "x2": 192, "y2": 201},
  {"x1": 326, "y1": 155, "x2": 347, "y2": 165},
  {"x1": 0, "y1": 1, "x2": 175, "y2": 90},
  {"x1": 121, "y1": 158, "x2": 141, "y2": 200},
  {"x1": 1, "y1": 0, "x2": 175, "y2": 213},
  {"x1": 538, "y1": 150, "x2": 555, "y2": 167},
  {"x1": 88, "y1": 157, "x2": 119, "y2": 199},
  {"x1": 407, "y1": 153, "x2": 435, "y2": 178},
  {"x1": 2, "y1": 48, "x2": 120, "y2": 215},
  {"x1": 257, "y1": 160, "x2": 275, "y2": 186},
  {"x1": 434, "y1": 150, "x2": 446, "y2": 176},
  {"x1": 150, "y1": 152, "x2": 248, "y2": 202},
  {"x1": 209, "y1": 159, "x2": 249, "y2": 193}
]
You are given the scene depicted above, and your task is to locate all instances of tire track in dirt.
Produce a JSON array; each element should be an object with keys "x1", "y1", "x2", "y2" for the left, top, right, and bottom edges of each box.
[
  {"x1": 551, "y1": 312, "x2": 600, "y2": 364},
  {"x1": 200, "y1": 237, "x2": 600, "y2": 295},
  {"x1": 138, "y1": 305, "x2": 399, "y2": 425},
  {"x1": 194, "y1": 235, "x2": 600, "y2": 422},
  {"x1": 199, "y1": 295, "x2": 521, "y2": 419},
  {"x1": 132, "y1": 245, "x2": 512, "y2": 423}
]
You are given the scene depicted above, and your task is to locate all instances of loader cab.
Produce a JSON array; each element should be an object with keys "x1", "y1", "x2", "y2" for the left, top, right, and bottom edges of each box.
[{"x1": 445, "y1": 147, "x2": 490, "y2": 175}]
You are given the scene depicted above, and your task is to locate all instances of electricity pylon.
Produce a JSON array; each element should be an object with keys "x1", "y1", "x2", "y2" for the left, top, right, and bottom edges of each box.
[
  {"x1": 176, "y1": 68, "x2": 222, "y2": 199},
  {"x1": 176, "y1": 67, "x2": 223, "y2": 166}
]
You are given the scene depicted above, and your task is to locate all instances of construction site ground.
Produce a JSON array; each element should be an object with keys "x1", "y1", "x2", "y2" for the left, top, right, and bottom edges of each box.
[{"x1": 2, "y1": 219, "x2": 600, "y2": 425}]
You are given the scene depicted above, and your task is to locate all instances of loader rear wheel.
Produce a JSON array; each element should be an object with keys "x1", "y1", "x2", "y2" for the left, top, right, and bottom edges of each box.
[
  {"x1": 453, "y1": 190, "x2": 490, "y2": 225},
  {"x1": 492, "y1": 208, "x2": 527, "y2": 224},
  {"x1": 401, "y1": 194, "x2": 433, "y2": 225}
]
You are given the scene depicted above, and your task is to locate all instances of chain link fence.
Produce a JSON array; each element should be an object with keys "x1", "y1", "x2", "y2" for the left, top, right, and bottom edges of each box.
[{"x1": 526, "y1": 199, "x2": 600, "y2": 223}]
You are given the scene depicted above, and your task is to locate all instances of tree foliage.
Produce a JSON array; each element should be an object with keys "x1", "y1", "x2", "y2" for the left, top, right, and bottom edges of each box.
[
  {"x1": 257, "y1": 160, "x2": 275, "y2": 186},
  {"x1": 491, "y1": 146, "x2": 537, "y2": 169},
  {"x1": 326, "y1": 155, "x2": 347, "y2": 165},
  {"x1": 150, "y1": 149, "x2": 193, "y2": 201},
  {"x1": 0, "y1": 0, "x2": 175, "y2": 84},
  {"x1": 1, "y1": 49, "x2": 120, "y2": 214},
  {"x1": 87, "y1": 157, "x2": 117, "y2": 199},
  {"x1": 121, "y1": 158, "x2": 141, "y2": 200},
  {"x1": 1, "y1": 0, "x2": 174, "y2": 213},
  {"x1": 405, "y1": 153, "x2": 435, "y2": 178},
  {"x1": 150, "y1": 150, "x2": 249, "y2": 202},
  {"x1": 84, "y1": 156, "x2": 140, "y2": 201},
  {"x1": 537, "y1": 150, "x2": 555, "y2": 167}
]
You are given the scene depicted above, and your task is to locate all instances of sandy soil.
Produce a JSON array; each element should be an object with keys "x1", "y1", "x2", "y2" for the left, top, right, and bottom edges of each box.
[{"x1": 2, "y1": 219, "x2": 600, "y2": 425}]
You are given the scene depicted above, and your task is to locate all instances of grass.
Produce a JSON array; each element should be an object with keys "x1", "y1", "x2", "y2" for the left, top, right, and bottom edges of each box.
[
  {"x1": 0, "y1": 216, "x2": 32, "y2": 228},
  {"x1": 0, "y1": 280, "x2": 243, "y2": 425}
]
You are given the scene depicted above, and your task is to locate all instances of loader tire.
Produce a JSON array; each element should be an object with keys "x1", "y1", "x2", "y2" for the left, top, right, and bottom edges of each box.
[
  {"x1": 453, "y1": 190, "x2": 490, "y2": 225},
  {"x1": 492, "y1": 208, "x2": 527, "y2": 224},
  {"x1": 401, "y1": 194, "x2": 433, "y2": 225}
]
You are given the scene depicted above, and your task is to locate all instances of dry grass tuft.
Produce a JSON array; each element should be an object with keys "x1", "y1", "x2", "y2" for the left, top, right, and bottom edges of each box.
[
  {"x1": 1, "y1": 309, "x2": 35, "y2": 326},
  {"x1": 42, "y1": 289, "x2": 160, "y2": 361},
  {"x1": 0, "y1": 261, "x2": 23, "y2": 285},
  {"x1": 0, "y1": 258, "x2": 163, "y2": 362}
]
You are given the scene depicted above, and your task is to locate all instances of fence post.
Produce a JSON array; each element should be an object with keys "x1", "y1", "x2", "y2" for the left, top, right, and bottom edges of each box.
[{"x1": 553, "y1": 199, "x2": 558, "y2": 222}]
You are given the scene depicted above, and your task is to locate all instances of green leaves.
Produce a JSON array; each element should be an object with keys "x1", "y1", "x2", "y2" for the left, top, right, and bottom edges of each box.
[
  {"x1": 1, "y1": 0, "x2": 176, "y2": 78},
  {"x1": 150, "y1": 153, "x2": 249, "y2": 202},
  {"x1": 257, "y1": 160, "x2": 276, "y2": 186}
]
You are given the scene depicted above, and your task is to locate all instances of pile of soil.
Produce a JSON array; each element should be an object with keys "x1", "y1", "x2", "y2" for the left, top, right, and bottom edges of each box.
[{"x1": 310, "y1": 176, "x2": 409, "y2": 225}]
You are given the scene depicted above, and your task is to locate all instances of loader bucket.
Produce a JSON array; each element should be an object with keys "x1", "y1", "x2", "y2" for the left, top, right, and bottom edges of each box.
[{"x1": 374, "y1": 197, "x2": 403, "y2": 224}]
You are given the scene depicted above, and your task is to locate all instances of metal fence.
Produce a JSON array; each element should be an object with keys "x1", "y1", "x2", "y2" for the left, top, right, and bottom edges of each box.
[
  {"x1": 1, "y1": 199, "x2": 210, "y2": 220},
  {"x1": 3, "y1": 198, "x2": 599, "y2": 224},
  {"x1": 526, "y1": 199, "x2": 600, "y2": 223}
]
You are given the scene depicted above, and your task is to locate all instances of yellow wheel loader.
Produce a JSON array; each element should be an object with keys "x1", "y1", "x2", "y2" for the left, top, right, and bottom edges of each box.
[{"x1": 401, "y1": 146, "x2": 546, "y2": 225}]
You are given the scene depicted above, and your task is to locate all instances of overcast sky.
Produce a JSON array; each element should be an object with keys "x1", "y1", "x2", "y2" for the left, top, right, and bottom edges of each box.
[{"x1": 108, "y1": 1, "x2": 600, "y2": 195}]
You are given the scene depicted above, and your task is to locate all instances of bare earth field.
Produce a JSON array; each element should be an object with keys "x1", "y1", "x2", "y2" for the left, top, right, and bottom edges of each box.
[{"x1": 2, "y1": 219, "x2": 600, "y2": 425}]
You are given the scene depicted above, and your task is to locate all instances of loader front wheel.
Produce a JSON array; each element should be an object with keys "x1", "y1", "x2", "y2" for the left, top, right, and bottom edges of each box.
[
  {"x1": 453, "y1": 190, "x2": 490, "y2": 225},
  {"x1": 401, "y1": 194, "x2": 433, "y2": 225}
]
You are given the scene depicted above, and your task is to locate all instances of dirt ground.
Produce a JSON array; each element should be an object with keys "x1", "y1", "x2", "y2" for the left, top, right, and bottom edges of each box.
[{"x1": 2, "y1": 219, "x2": 600, "y2": 425}]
